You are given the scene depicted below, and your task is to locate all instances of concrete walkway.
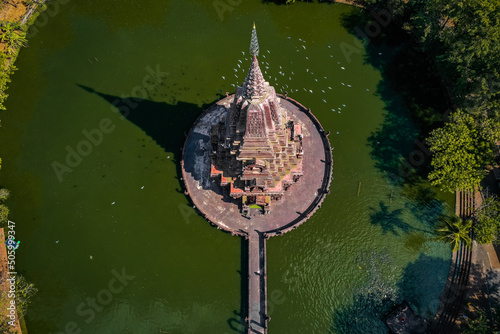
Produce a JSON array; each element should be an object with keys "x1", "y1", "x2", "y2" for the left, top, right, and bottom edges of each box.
[{"x1": 247, "y1": 230, "x2": 267, "y2": 333}]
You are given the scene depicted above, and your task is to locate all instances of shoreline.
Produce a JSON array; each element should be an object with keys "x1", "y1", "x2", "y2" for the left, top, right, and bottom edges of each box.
[
  {"x1": 0, "y1": 2, "x2": 47, "y2": 332},
  {"x1": 0, "y1": 0, "x2": 46, "y2": 109}
]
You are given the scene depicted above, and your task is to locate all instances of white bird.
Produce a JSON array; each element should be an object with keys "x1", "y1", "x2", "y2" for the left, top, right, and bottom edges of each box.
[
  {"x1": 305, "y1": 56, "x2": 309, "y2": 60},
  {"x1": 328, "y1": 86, "x2": 332, "y2": 89},
  {"x1": 341, "y1": 83, "x2": 345, "y2": 86},
  {"x1": 341, "y1": 67, "x2": 345, "y2": 70},
  {"x1": 55, "y1": 240, "x2": 59, "y2": 243},
  {"x1": 141, "y1": 186, "x2": 144, "y2": 189},
  {"x1": 347, "y1": 84, "x2": 351, "y2": 87},
  {"x1": 322, "y1": 90, "x2": 325, "y2": 93},
  {"x1": 336, "y1": 131, "x2": 339, "y2": 134},
  {"x1": 167, "y1": 156, "x2": 170, "y2": 158},
  {"x1": 306, "y1": 69, "x2": 309, "y2": 72},
  {"x1": 309, "y1": 90, "x2": 313, "y2": 93},
  {"x1": 302, "y1": 45, "x2": 306, "y2": 50},
  {"x1": 322, "y1": 99, "x2": 327, "y2": 103},
  {"x1": 242, "y1": 51, "x2": 245, "y2": 55},
  {"x1": 342, "y1": 104, "x2": 346, "y2": 107},
  {"x1": 111, "y1": 202, "x2": 115, "y2": 205},
  {"x1": 222, "y1": 76, "x2": 225, "y2": 80},
  {"x1": 315, "y1": 79, "x2": 318, "y2": 82},
  {"x1": 366, "y1": 88, "x2": 370, "y2": 91},
  {"x1": 267, "y1": 50, "x2": 270, "y2": 53},
  {"x1": 324, "y1": 76, "x2": 327, "y2": 79}
]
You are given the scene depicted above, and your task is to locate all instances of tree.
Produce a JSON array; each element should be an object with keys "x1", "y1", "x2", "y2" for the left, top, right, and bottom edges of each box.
[
  {"x1": 463, "y1": 311, "x2": 493, "y2": 334},
  {"x1": 15, "y1": 275, "x2": 37, "y2": 318},
  {"x1": 435, "y1": 216, "x2": 472, "y2": 251},
  {"x1": 0, "y1": 188, "x2": 9, "y2": 225},
  {"x1": 427, "y1": 110, "x2": 500, "y2": 193},
  {"x1": 474, "y1": 195, "x2": 500, "y2": 244},
  {"x1": 437, "y1": 0, "x2": 500, "y2": 112}
]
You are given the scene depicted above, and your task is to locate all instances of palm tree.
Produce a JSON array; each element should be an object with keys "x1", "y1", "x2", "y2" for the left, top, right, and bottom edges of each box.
[{"x1": 436, "y1": 216, "x2": 472, "y2": 251}]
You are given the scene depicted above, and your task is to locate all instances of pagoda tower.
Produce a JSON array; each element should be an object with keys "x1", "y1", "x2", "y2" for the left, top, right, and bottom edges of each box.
[{"x1": 210, "y1": 24, "x2": 304, "y2": 214}]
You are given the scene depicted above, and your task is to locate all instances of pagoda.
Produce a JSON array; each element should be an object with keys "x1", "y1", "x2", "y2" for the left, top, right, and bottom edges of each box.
[{"x1": 210, "y1": 24, "x2": 304, "y2": 214}]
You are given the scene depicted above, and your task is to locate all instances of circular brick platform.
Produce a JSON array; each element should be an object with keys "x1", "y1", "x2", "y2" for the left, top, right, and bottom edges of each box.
[{"x1": 181, "y1": 94, "x2": 333, "y2": 237}]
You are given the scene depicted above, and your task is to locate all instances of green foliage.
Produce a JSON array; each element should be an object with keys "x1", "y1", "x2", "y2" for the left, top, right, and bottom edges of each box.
[
  {"x1": 427, "y1": 110, "x2": 500, "y2": 193},
  {"x1": 0, "y1": 188, "x2": 9, "y2": 201},
  {"x1": 438, "y1": 0, "x2": 500, "y2": 110},
  {"x1": 15, "y1": 275, "x2": 38, "y2": 318},
  {"x1": 0, "y1": 22, "x2": 27, "y2": 56},
  {"x1": 474, "y1": 195, "x2": 500, "y2": 244},
  {"x1": 0, "y1": 187, "x2": 9, "y2": 225},
  {"x1": 463, "y1": 311, "x2": 493, "y2": 334},
  {"x1": 435, "y1": 216, "x2": 472, "y2": 251},
  {"x1": 354, "y1": 0, "x2": 500, "y2": 193}
]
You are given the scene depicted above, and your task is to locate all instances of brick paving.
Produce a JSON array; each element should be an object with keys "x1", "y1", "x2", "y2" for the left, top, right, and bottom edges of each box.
[{"x1": 181, "y1": 94, "x2": 333, "y2": 236}]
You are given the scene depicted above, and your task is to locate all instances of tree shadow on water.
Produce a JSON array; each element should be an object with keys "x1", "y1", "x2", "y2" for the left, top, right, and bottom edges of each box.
[
  {"x1": 331, "y1": 253, "x2": 450, "y2": 333},
  {"x1": 397, "y1": 255, "x2": 449, "y2": 319},
  {"x1": 77, "y1": 84, "x2": 210, "y2": 192},
  {"x1": 401, "y1": 179, "x2": 446, "y2": 227},
  {"x1": 340, "y1": 9, "x2": 451, "y2": 187},
  {"x1": 370, "y1": 201, "x2": 412, "y2": 236}
]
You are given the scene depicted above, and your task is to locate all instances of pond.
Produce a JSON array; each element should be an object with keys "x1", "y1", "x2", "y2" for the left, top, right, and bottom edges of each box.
[{"x1": 0, "y1": 0, "x2": 453, "y2": 333}]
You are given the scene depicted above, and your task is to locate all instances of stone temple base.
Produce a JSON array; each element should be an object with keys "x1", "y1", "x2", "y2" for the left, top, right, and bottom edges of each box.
[{"x1": 181, "y1": 94, "x2": 333, "y2": 237}]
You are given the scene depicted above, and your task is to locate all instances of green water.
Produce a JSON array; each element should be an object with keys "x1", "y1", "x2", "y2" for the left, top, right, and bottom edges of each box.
[{"x1": 0, "y1": 1, "x2": 454, "y2": 333}]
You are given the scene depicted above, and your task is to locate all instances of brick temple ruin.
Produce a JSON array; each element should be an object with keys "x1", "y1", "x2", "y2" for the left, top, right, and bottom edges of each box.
[{"x1": 210, "y1": 25, "x2": 304, "y2": 215}]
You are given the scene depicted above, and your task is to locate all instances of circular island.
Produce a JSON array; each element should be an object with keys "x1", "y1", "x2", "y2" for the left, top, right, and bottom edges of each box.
[{"x1": 181, "y1": 25, "x2": 332, "y2": 334}]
